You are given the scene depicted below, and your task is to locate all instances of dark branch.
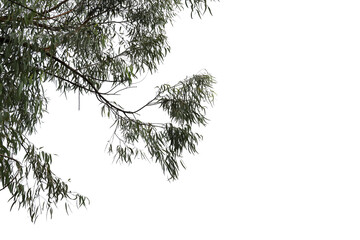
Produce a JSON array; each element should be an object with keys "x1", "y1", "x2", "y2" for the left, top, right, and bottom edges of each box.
[
  {"x1": 34, "y1": 9, "x2": 74, "y2": 21},
  {"x1": 7, "y1": 0, "x2": 43, "y2": 17},
  {"x1": 41, "y1": 0, "x2": 70, "y2": 15},
  {"x1": 0, "y1": 153, "x2": 21, "y2": 164},
  {"x1": 43, "y1": 51, "x2": 160, "y2": 116}
]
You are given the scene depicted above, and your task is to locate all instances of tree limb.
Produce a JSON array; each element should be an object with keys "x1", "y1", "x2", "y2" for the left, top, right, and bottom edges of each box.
[
  {"x1": 41, "y1": 0, "x2": 70, "y2": 15},
  {"x1": 34, "y1": 9, "x2": 74, "y2": 21},
  {"x1": 0, "y1": 153, "x2": 21, "y2": 164}
]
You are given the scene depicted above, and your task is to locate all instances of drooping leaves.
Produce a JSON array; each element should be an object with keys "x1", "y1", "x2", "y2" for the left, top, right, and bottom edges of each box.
[{"x1": 0, "y1": 0, "x2": 216, "y2": 222}]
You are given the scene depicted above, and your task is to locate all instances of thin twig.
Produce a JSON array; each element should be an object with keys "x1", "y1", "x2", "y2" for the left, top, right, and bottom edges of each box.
[
  {"x1": 41, "y1": 0, "x2": 70, "y2": 15},
  {"x1": 0, "y1": 154, "x2": 21, "y2": 164}
]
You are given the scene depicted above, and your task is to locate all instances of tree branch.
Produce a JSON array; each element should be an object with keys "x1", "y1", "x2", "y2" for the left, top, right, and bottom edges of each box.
[
  {"x1": 1, "y1": 33, "x2": 158, "y2": 117},
  {"x1": 0, "y1": 16, "x2": 71, "y2": 32},
  {"x1": 132, "y1": 94, "x2": 160, "y2": 114},
  {"x1": 34, "y1": 9, "x2": 74, "y2": 21},
  {"x1": 5, "y1": 0, "x2": 73, "y2": 32},
  {"x1": 7, "y1": 0, "x2": 43, "y2": 17},
  {"x1": 41, "y1": 0, "x2": 70, "y2": 15},
  {"x1": 0, "y1": 171, "x2": 20, "y2": 191},
  {"x1": 44, "y1": 70, "x2": 134, "y2": 96},
  {"x1": 0, "y1": 153, "x2": 21, "y2": 164}
]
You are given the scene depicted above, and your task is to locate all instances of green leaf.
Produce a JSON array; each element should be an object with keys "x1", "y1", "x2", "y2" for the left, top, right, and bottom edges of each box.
[{"x1": 17, "y1": 82, "x2": 24, "y2": 96}]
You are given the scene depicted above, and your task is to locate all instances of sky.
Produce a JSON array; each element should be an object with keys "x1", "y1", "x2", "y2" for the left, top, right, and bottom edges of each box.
[{"x1": 2, "y1": 1, "x2": 360, "y2": 239}]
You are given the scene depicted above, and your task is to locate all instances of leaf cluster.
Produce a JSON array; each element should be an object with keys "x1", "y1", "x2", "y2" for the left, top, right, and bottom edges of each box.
[
  {"x1": 158, "y1": 74, "x2": 215, "y2": 126},
  {"x1": 105, "y1": 73, "x2": 215, "y2": 180}
]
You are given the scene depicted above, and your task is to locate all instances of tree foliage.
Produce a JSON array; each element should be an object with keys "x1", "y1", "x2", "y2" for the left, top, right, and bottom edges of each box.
[{"x1": 0, "y1": 0, "x2": 216, "y2": 222}]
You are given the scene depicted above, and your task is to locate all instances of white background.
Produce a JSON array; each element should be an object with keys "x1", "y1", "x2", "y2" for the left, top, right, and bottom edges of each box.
[{"x1": 2, "y1": 1, "x2": 360, "y2": 239}]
